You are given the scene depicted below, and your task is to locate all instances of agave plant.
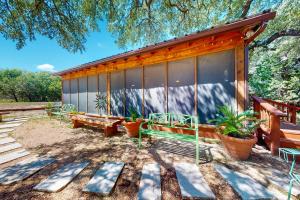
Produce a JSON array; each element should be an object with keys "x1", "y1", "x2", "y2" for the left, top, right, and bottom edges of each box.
[
  {"x1": 95, "y1": 93, "x2": 107, "y2": 113},
  {"x1": 210, "y1": 106, "x2": 263, "y2": 139}
]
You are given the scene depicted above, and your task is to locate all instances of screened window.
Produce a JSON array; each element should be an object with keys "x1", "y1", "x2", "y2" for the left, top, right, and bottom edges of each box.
[
  {"x1": 98, "y1": 73, "x2": 107, "y2": 115},
  {"x1": 168, "y1": 58, "x2": 195, "y2": 115},
  {"x1": 78, "y1": 77, "x2": 87, "y2": 112},
  {"x1": 111, "y1": 71, "x2": 125, "y2": 116},
  {"x1": 125, "y1": 67, "x2": 142, "y2": 117},
  {"x1": 197, "y1": 49, "x2": 235, "y2": 123},
  {"x1": 144, "y1": 63, "x2": 165, "y2": 117},
  {"x1": 62, "y1": 80, "x2": 70, "y2": 104},
  {"x1": 87, "y1": 75, "x2": 98, "y2": 113},
  {"x1": 70, "y1": 79, "x2": 78, "y2": 110}
]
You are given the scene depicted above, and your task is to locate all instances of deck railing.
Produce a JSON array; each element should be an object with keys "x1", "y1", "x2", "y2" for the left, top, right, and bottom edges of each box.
[{"x1": 252, "y1": 96, "x2": 287, "y2": 155}]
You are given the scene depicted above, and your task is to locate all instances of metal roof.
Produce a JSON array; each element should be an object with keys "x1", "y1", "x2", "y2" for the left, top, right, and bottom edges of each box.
[{"x1": 55, "y1": 10, "x2": 276, "y2": 76}]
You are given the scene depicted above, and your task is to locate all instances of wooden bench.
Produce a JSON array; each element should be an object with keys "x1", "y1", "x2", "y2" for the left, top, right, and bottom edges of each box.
[
  {"x1": 139, "y1": 113, "x2": 199, "y2": 164},
  {"x1": 71, "y1": 114, "x2": 121, "y2": 137},
  {"x1": 0, "y1": 112, "x2": 10, "y2": 122}
]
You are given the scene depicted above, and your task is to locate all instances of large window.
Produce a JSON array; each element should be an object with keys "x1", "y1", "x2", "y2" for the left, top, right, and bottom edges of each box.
[
  {"x1": 168, "y1": 58, "x2": 195, "y2": 115},
  {"x1": 111, "y1": 71, "x2": 125, "y2": 116},
  {"x1": 144, "y1": 63, "x2": 165, "y2": 117},
  {"x1": 87, "y1": 75, "x2": 98, "y2": 113},
  {"x1": 125, "y1": 67, "x2": 142, "y2": 117},
  {"x1": 70, "y1": 79, "x2": 78, "y2": 110},
  {"x1": 62, "y1": 80, "x2": 70, "y2": 104},
  {"x1": 197, "y1": 49, "x2": 235, "y2": 123},
  {"x1": 98, "y1": 73, "x2": 107, "y2": 115},
  {"x1": 78, "y1": 77, "x2": 87, "y2": 112}
]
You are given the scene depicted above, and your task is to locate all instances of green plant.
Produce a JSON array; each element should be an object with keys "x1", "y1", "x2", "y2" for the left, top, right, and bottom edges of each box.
[
  {"x1": 95, "y1": 93, "x2": 107, "y2": 113},
  {"x1": 129, "y1": 107, "x2": 140, "y2": 122},
  {"x1": 210, "y1": 106, "x2": 263, "y2": 139},
  {"x1": 45, "y1": 102, "x2": 54, "y2": 110}
]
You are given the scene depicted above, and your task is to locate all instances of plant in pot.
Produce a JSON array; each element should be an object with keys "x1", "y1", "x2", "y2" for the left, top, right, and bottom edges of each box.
[
  {"x1": 95, "y1": 93, "x2": 107, "y2": 117},
  {"x1": 210, "y1": 106, "x2": 263, "y2": 160},
  {"x1": 122, "y1": 107, "x2": 143, "y2": 138},
  {"x1": 45, "y1": 102, "x2": 54, "y2": 116}
]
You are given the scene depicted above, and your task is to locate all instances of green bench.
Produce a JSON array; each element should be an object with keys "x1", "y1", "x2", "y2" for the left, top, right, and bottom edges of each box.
[
  {"x1": 139, "y1": 113, "x2": 199, "y2": 164},
  {"x1": 51, "y1": 104, "x2": 76, "y2": 121}
]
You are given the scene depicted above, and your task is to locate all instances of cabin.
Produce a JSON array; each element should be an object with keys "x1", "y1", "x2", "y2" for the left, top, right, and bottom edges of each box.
[{"x1": 55, "y1": 11, "x2": 276, "y2": 125}]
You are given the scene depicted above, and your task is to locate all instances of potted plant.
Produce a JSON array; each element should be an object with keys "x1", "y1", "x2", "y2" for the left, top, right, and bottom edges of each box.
[
  {"x1": 122, "y1": 107, "x2": 143, "y2": 137},
  {"x1": 95, "y1": 93, "x2": 107, "y2": 117},
  {"x1": 45, "y1": 102, "x2": 54, "y2": 116},
  {"x1": 210, "y1": 106, "x2": 263, "y2": 160}
]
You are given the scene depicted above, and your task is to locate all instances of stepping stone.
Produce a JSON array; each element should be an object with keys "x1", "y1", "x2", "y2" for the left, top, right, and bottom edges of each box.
[
  {"x1": 0, "y1": 123, "x2": 22, "y2": 129},
  {"x1": 0, "y1": 143, "x2": 22, "y2": 153},
  {"x1": 138, "y1": 163, "x2": 161, "y2": 200},
  {"x1": 0, "y1": 133, "x2": 8, "y2": 138},
  {"x1": 0, "y1": 129, "x2": 14, "y2": 134},
  {"x1": 0, "y1": 137, "x2": 16, "y2": 145},
  {"x1": 0, "y1": 156, "x2": 55, "y2": 185},
  {"x1": 174, "y1": 163, "x2": 215, "y2": 199},
  {"x1": 214, "y1": 164, "x2": 273, "y2": 200},
  {"x1": 34, "y1": 161, "x2": 89, "y2": 192},
  {"x1": 4, "y1": 120, "x2": 26, "y2": 124},
  {"x1": 0, "y1": 149, "x2": 30, "y2": 165},
  {"x1": 83, "y1": 162, "x2": 124, "y2": 195}
]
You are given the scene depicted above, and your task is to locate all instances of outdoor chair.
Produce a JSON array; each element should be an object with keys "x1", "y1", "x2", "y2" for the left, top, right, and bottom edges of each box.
[
  {"x1": 51, "y1": 104, "x2": 76, "y2": 122},
  {"x1": 288, "y1": 159, "x2": 300, "y2": 200}
]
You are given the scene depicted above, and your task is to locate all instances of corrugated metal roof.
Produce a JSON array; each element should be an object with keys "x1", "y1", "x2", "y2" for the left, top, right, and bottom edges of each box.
[{"x1": 55, "y1": 10, "x2": 276, "y2": 76}]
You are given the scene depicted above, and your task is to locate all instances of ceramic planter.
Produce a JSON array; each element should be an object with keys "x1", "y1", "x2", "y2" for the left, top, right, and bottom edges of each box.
[
  {"x1": 122, "y1": 118, "x2": 143, "y2": 137},
  {"x1": 219, "y1": 133, "x2": 257, "y2": 160}
]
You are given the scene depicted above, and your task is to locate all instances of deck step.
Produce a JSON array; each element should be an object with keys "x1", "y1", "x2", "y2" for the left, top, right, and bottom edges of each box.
[
  {"x1": 0, "y1": 149, "x2": 30, "y2": 165},
  {"x1": 138, "y1": 163, "x2": 161, "y2": 200},
  {"x1": 0, "y1": 137, "x2": 16, "y2": 145},
  {"x1": 0, "y1": 143, "x2": 22, "y2": 153},
  {"x1": 280, "y1": 138, "x2": 300, "y2": 149},
  {"x1": 0, "y1": 156, "x2": 55, "y2": 185},
  {"x1": 214, "y1": 164, "x2": 273, "y2": 200},
  {"x1": 34, "y1": 161, "x2": 89, "y2": 192},
  {"x1": 0, "y1": 123, "x2": 22, "y2": 129},
  {"x1": 0, "y1": 129, "x2": 14, "y2": 134},
  {"x1": 174, "y1": 162, "x2": 215, "y2": 199},
  {"x1": 83, "y1": 162, "x2": 124, "y2": 195}
]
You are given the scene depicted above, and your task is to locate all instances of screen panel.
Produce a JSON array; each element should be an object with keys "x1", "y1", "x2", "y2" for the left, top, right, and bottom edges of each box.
[
  {"x1": 168, "y1": 58, "x2": 195, "y2": 115},
  {"x1": 87, "y1": 75, "x2": 98, "y2": 113},
  {"x1": 62, "y1": 80, "x2": 70, "y2": 104},
  {"x1": 144, "y1": 63, "x2": 165, "y2": 117},
  {"x1": 78, "y1": 77, "x2": 87, "y2": 112},
  {"x1": 111, "y1": 71, "x2": 125, "y2": 116},
  {"x1": 197, "y1": 49, "x2": 235, "y2": 123},
  {"x1": 125, "y1": 67, "x2": 142, "y2": 117},
  {"x1": 98, "y1": 73, "x2": 107, "y2": 115},
  {"x1": 70, "y1": 79, "x2": 78, "y2": 110}
]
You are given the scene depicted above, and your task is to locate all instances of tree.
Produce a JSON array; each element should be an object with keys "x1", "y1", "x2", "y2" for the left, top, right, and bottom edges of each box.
[{"x1": 0, "y1": 69, "x2": 23, "y2": 101}]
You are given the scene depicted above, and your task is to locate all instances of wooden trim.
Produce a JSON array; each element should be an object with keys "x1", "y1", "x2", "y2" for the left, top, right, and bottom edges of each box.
[
  {"x1": 165, "y1": 62, "x2": 168, "y2": 113},
  {"x1": 142, "y1": 65, "x2": 145, "y2": 117},
  {"x1": 236, "y1": 42, "x2": 246, "y2": 113},
  {"x1": 194, "y1": 56, "x2": 198, "y2": 116}
]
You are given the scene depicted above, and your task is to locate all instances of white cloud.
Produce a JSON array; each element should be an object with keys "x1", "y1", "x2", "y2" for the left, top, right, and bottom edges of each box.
[{"x1": 36, "y1": 64, "x2": 56, "y2": 72}]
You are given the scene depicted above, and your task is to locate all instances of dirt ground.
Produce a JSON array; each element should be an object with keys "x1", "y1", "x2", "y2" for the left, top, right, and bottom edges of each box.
[{"x1": 0, "y1": 110, "x2": 292, "y2": 200}]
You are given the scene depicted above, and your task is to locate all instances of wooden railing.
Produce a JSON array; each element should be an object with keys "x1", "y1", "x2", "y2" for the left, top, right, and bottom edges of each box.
[
  {"x1": 263, "y1": 98, "x2": 300, "y2": 124},
  {"x1": 252, "y1": 96, "x2": 287, "y2": 155}
]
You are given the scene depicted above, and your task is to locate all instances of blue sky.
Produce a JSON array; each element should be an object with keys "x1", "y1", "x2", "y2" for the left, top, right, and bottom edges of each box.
[{"x1": 0, "y1": 21, "x2": 123, "y2": 73}]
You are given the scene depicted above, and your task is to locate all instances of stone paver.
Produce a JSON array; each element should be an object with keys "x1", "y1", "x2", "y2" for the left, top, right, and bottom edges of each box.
[
  {"x1": 4, "y1": 120, "x2": 26, "y2": 124},
  {"x1": 0, "y1": 129, "x2": 14, "y2": 134},
  {"x1": 0, "y1": 137, "x2": 16, "y2": 145},
  {"x1": 138, "y1": 163, "x2": 161, "y2": 200},
  {"x1": 214, "y1": 164, "x2": 274, "y2": 200},
  {"x1": 0, "y1": 133, "x2": 8, "y2": 138},
  {"x1": 0, "y1": 143, "x2": 22, "y2": 153},
  {"x1": 0, "y1": 156, "x2": 55, "y2": 185},
  {"x1": 83, "y1": 162, "x2": 124, "y2": 195},
  {"x1": 0, "y1": 149, "x2": 30, "y2": 165},
  {"x1": 0, "y1": 123, "x2": 22, "y2": 129},
  {"x1": 174, "y1": 162, "x2": 215, "y2": 199},
  {"x1": 34, "y1": 161, "x2": 89, "y2": 192}
]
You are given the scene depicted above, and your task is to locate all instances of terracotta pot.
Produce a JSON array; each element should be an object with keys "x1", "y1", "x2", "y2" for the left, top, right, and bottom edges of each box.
[
  {"x1": 219, "y1": 133, "x2": 257, "y2": 160},
  {"x1": 123, "y1": 119, "x2": 143, "y2": 137},
  {"x1": 45, "y1": 109, "x2": 52, "y2": 116}
]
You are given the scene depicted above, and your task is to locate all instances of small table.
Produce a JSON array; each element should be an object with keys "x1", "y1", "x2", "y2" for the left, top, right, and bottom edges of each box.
[
  {"x1": 279, "y1": 148, "x2": 300, "y2": 162},
  {"x1": 0, "y1": 112, "x2": 10, "y2": 122},
  {"x1": 71, "y1": 114, "x2": 121, "y2": 137}
]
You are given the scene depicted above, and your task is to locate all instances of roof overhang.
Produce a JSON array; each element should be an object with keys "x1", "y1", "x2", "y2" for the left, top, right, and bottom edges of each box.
[{"x1": 55, "y1": 10, "x2": 276, "y2": 76}]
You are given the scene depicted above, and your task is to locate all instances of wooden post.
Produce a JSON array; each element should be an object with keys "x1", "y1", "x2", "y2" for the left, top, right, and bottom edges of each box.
[
  {"x1": 270, "y1": 114, "x2": 281, "y2": 155},
  {"x1": 290, "y1": 107, "x2": 297, "y2": 124},
  {"x1": 235, "y1": 44, "x2": 246, "y2": 113}
]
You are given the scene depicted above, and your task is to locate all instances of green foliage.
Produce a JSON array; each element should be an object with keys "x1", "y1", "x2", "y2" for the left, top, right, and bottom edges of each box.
[
  {"x1": 95, "y1": 93, "x2": 107, "y2": 113},
  {"x1": 0, "y1": 69, "x2": 61, "y2": 102},
  {"x1": 128, "y1": 107, "x2": 140, "y2": 122},
  {"x1": 45, "y1": 102, "x2": 54, "y2": 109},
  {"x1": 210, "y1": 106, "x2": 263, "y2": 139}
]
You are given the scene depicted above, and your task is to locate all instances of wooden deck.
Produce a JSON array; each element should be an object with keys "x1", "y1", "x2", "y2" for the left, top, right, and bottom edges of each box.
[{"x1": 253, "y1": 96, "x2": 300, "y2": 154}]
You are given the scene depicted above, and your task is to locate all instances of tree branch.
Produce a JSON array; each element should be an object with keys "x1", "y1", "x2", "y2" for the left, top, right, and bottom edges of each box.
[
  {"x1": 240, "y1": 0, "x2": 253, "y2": 18},
  {"x1": 249, "y1": 29, "x2": 300, "y2": 50}
]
